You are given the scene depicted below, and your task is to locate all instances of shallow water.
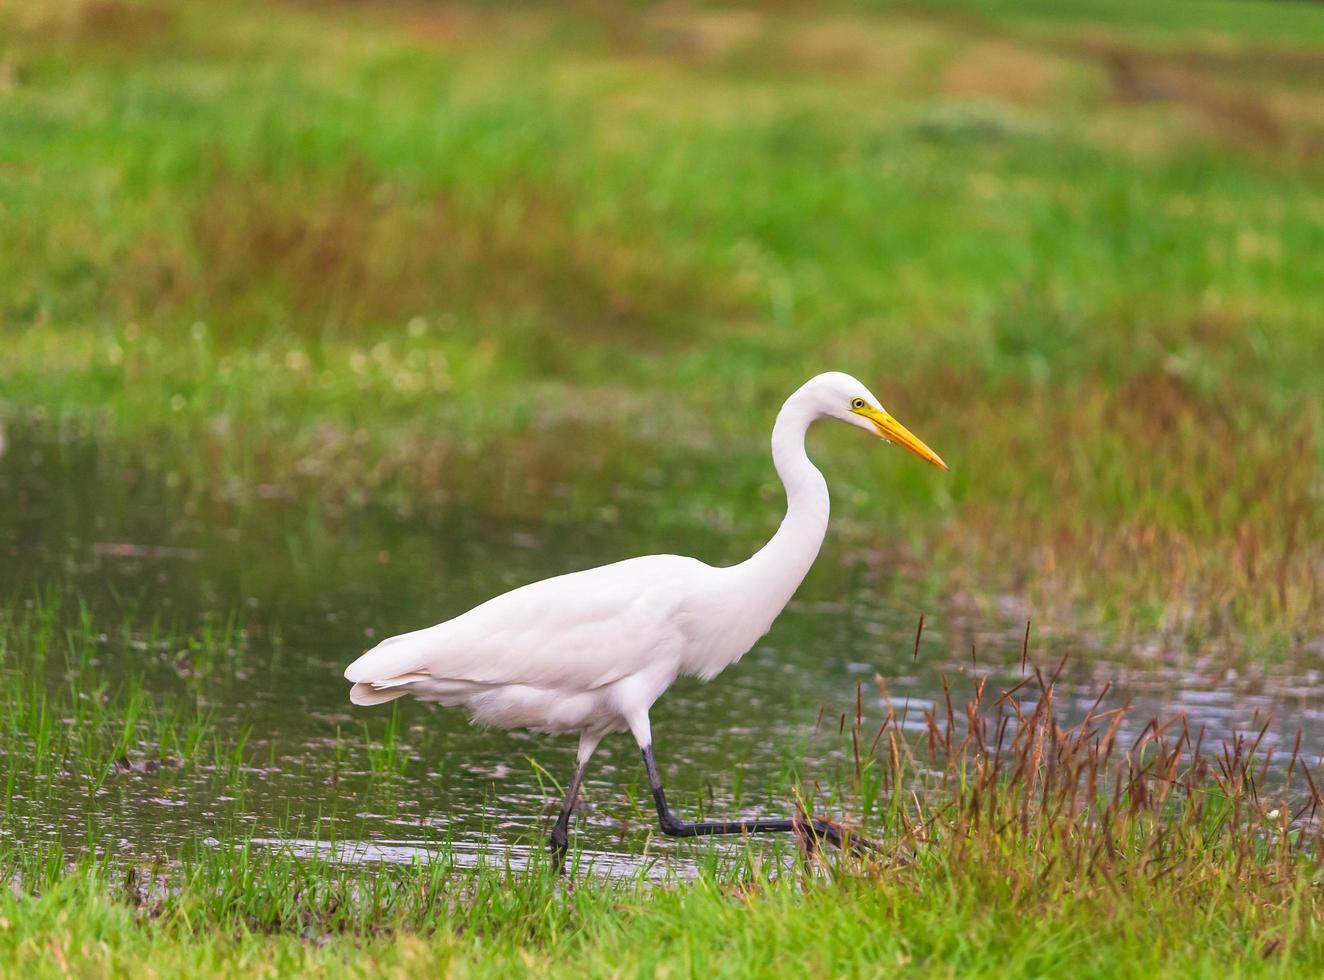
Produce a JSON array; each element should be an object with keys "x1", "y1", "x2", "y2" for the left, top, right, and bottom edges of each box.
[{"x1": 2, "y1": 421, "x2": 1322, "y2": 871}]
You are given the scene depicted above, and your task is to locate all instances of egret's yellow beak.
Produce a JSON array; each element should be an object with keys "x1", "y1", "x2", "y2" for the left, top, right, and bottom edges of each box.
[{"x1": 853, "y1": 406, "x2": 949, "y2": 471}]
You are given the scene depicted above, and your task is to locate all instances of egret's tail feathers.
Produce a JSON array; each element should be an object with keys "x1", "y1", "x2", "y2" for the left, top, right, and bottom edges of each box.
[
  {"x1": 349, "y1": 671, "x2": 435, "y2": 706},
  {"x1": 349, "y1": 682, "x2": 409, "y2": 706}
]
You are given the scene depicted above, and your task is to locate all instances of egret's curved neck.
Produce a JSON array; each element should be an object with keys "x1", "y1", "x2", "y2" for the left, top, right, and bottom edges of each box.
[{"x1": 735, "y1": 394, "x2": 830, "y2": 610}]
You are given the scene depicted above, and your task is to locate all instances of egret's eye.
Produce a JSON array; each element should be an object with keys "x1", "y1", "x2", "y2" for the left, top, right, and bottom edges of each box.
[{"x1": 850, "y1": 398, "x2": 866, "y2": 410}]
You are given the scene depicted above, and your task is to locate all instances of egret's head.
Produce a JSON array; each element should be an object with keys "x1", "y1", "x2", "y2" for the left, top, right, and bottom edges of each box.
[{"x1": 804, "y1": 371, "x2": 948, "y2": 471}]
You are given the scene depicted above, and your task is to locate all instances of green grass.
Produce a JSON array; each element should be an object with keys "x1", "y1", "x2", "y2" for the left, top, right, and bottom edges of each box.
[{"x1": 4, "y1": 853, "x2": 1320, "y2": 977}]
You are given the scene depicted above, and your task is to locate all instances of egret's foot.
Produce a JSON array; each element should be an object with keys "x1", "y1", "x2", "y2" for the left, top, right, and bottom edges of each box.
[
  {"x1": 793, "y1": 810, "x2": 875, "y2": 857},
  {"x1": 549, "y1": 830, "x2": 570, "y2": 875}
]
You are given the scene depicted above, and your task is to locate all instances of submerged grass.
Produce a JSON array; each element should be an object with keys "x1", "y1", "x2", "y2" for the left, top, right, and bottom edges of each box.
[{"x1": 0, "y1": 598, "x2": 248, "y2": 843}]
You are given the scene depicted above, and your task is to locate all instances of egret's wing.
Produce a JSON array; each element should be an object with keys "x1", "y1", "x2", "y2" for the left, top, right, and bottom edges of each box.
[{"x1": 344, "y1": 555, "x2": 707, "y2": 693}]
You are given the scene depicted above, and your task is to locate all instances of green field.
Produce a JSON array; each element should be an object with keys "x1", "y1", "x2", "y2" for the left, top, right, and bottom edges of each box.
[
  {"x1": 6, "y1": 0, "x2": 1324, "y2": 646},
  {"x1": 3, "y1": 0, "x2": 1324, "y2": 974}
]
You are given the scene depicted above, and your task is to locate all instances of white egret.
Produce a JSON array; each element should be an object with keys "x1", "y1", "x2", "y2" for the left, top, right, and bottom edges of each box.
[{"x1": 345, "y1": 372, "x2": 947, "y2": 865}]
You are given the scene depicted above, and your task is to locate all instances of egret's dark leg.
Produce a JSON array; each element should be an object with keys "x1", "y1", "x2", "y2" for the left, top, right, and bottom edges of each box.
[
  {"x1": 640, "y1": 744, "x2": 860, "y2": 851},
  {"x1": 549, "y1": 732, "x2": 602, "y2": 873},
  {"x1": 548, "y1": 757, "x2": 589, "y2": 872}
]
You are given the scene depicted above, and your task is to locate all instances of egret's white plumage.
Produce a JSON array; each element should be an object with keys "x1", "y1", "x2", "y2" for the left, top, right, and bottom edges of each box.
[{"x1": 345, "y1": 372, "x2": 946, "y2": 859}]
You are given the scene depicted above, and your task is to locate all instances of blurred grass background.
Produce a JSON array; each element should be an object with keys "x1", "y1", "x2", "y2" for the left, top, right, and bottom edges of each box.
[{"x1": 2, "y1": 0, "x2": 1322, "y2": 653}]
